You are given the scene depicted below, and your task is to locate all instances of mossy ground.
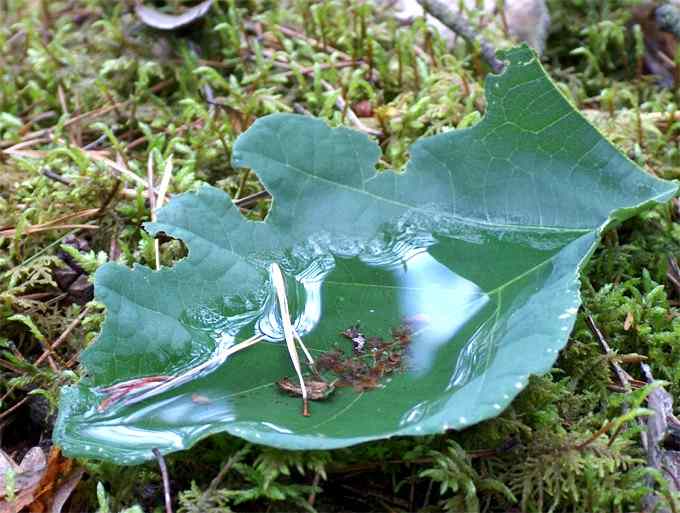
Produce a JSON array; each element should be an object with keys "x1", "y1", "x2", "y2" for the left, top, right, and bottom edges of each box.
[{"x1": 1, "y1": 1, "x2": 680, "y2": 511}]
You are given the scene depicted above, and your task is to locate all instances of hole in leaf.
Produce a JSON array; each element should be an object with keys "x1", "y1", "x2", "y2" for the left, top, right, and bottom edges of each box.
[{"x1": 154, "y1": 233, "x2": 188, "y2": 269}]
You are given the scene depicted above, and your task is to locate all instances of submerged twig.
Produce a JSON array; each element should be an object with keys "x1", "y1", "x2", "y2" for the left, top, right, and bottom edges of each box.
[{"x1": 97, "y1": 333, "x2": 265, "y2": 411}]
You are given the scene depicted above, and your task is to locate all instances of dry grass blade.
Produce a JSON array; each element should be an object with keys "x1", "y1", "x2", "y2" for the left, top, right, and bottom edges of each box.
[
  {"x1": 147, "y1": 153, "x2": 160, "y2": 270},
  {"x1": 86, "y1": 151, "x2": 149, "y2": 189},
  {"x1": 270, "y1": 262, "x2": 310, "y2": 416},
  {"x1": 156, "y1": 156, "x2": 174, "y2": 209},
  {"x1": 0, "y1": 223, "x2": 98, "y2": 238}
]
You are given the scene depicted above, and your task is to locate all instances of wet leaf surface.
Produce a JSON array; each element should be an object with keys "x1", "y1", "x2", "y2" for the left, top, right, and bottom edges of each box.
[{"x1": 54, "y1": 46, "x2": 678, "y2": 464}]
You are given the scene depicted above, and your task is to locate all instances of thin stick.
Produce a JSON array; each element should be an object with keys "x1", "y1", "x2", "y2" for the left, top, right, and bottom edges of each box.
[
  {"x1": 0, "y1": 224, "x2": 98, "y2": 237},
  {"x1": 667, "y1": 256, "x2": 680, "y2": 297},
  {"x1": 585, "y1": 315, "x2": 630, "y2": 391},
  {"x1": 222, "y1": 334, "x2": 265, "y2": 358},
  {"x1": 202, "y1": 447, "x2": 248, "y2": 499},
  {"x1": 233, "y1": 190, "x2": 269, "y2": 208},
  {"x1": 293, "y1": 330, "x2": 315, "y2": 366},
  {"x1": 3, "y1": 137, "x2": 52, "y2": 152},
  {"x1": 35, "y1": 306, "x2": 90, "y2": 366},
  {"x1": 308, "y1": 470, "x2": 322, "y2": 507},
  {"x1": 0, "y1": 79, "x2": 174, "y2": 149},
  {"x1": 147, "y1": 153, "x2": 160, "y2": 270},
  {"x1": 4, "y1": 208, "x2": 99, "y2": 230},
  {"x1": 152, "y1": 448, "x2": 173, "y2": 513},
  {"x1": 156, "y1": 156, "x2": 174, "y2": 209},
  {"x1": 42, "y1": 168, "x2": 72, "y2": 185},
  {"x1": 270, "y1": 263, "x2": 309, "y2": 416},
  {"x1": 236, "y1": 169, "x2": 250, "y2": 200},
  {"x1": 87, "y1": 152, "x2": 149, "y2": 189},
  {"x1": 416, "y1": 0, "x2": 504, "y2": 73},
  {"x1": 0, "y1": 396, "x2": 29, "y2": 421}
]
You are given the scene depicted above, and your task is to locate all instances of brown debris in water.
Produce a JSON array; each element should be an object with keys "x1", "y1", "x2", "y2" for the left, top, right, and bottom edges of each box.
[
  {"x1": 316, "y1": 322, "x2": 413, "y2": 392},
  {"x1": 276, "y1": 376, "x2": 337, "y2": 400}
]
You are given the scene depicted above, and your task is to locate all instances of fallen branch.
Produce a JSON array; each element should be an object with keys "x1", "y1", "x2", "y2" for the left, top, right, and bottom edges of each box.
[
  {"x1": 416, "y1": 0, "x2": 504, "y2": 73},
  {"x1": 641, "y1": 364, "x2": 680, "y2": 512}
]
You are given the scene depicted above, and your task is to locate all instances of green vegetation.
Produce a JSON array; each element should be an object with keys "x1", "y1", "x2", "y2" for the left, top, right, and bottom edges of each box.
[{"x1": 1, "y1": 0, "x2": 679, "y2": 511}]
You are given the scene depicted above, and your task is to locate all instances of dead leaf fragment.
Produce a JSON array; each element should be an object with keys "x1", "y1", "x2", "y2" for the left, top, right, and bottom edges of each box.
[
  {"x1": 191, "y1": 393, "x2": 211, "y2": 404},
  {"x1": 0, "y1": 447, "x2": 47, "y2": 513},
  {"x1": 49, "y1": 467, "x2": 85, "y2": 513},
  {"x1": 135, "y1": 0, "x2": 213, "y2": 31},
  {"x1": 0, "y1": 447, "x2": 83, "y2": 513},
  {"x1": 277, "y1": 377, "x2": 336, "y2": 400},
  {"x1": 624, "y1": 310, "x2": 634, "y2": 331}
]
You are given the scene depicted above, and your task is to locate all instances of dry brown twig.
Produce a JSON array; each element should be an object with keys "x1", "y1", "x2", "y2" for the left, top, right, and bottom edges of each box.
[
  {"x1": 35, "y1": 306, "x2": 91, "y2": 367},
  {"x1": 147, "y1": 155, "x2": 174, "y2": 270},
  {"x1": 0, "y1": 208, "x2": 100, "y2": 238},
  {"x1": 152, "y1": 448, "x2": 174, "y2": 513},
  {"x1": 667, "y1": 255, "x2": 680, "y2": 297},
  {"x1": 416, "y1": 0, "x2": 504, "y2": 73},
  {"x1": 585, "y1": 315, "x2": 631, "y2": 391},
  {"x1": 0, "y1": 79, "x2": 174, "y2": 149}
]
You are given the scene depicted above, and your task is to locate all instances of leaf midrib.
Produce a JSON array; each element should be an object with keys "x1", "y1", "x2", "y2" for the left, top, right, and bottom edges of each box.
[{"x1": 238, "y1": 150, "x2": 597, "y2": 234}]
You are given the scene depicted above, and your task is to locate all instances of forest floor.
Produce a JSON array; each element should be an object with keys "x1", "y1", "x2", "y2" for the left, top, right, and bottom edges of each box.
[{"x1": 1, "y1": 1, "x2": 680, "y2": 512}]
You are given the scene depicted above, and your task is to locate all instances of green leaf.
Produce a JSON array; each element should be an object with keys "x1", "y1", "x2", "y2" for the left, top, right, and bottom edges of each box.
[{"x1": 54, "y1": 46, "x2": 678, "y2": 464}]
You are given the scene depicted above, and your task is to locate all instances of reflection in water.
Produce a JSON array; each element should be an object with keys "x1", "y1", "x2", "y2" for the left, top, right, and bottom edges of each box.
[
  {"x1": 81, "y1": 425, "x2": 185, "y2": 452},
  {"x1": 359, "y1": 223, "x2": 489, "y2": 375},
  {"x1": 447, "y1": 316, "x2": 496, "y2": 390},
  {"x1": 257, "y1": 255, "x2": 334, "y2": 341},
  {"x1": 62, "y1": 210, "x2": 519, "y2": 463},
  {"x1": 186, "y1": 223, "x2": 489, "y2": 377},
  {"x1": 392, "y1": 251, "x2": 489, "y2": 374},
  {"x1": 77, "y1": 392, "x2": 236, "y2": 460},
  {"x1": 400, "y1": 400, "x2": 429, "y2": 426}
]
